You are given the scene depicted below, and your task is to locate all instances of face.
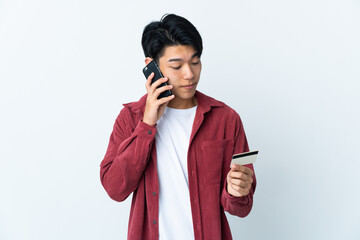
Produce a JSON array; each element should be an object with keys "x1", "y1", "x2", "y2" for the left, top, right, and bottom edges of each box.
[{"x1": 158, "y1": 45, "x2": 202, "y2": 108}]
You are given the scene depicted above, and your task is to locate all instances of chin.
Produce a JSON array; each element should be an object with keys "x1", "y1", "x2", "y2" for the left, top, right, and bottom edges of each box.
[{"x1": 177, "y1": 90, "x2": 196, "y2": 99}]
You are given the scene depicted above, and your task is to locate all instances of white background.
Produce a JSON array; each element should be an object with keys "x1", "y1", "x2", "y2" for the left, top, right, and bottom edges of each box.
[{"x1": 1, "y1": 0, "x2": 359, "y2": 239}]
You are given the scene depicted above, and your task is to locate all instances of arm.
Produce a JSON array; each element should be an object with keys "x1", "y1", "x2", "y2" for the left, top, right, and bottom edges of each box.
[
  {"x1": 100, "y1": 68, "x2": 174, "y2": 202},
  {"x1": 221, "y1": 113, "x2": 257, "y2": 217},
  {"x1": 100, "y1": 107, "x2": 156, "y2": 202}
]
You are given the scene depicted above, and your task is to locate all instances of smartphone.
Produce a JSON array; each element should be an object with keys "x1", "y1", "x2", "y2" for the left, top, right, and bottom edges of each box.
[{"x1": 143, "y1": 60, "x2": 172, "y2": 99}]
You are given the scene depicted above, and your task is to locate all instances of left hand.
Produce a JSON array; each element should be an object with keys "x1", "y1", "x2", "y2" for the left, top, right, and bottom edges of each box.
[{"x1": 227, "y1": 164, "x2": 254, "y2": 197}]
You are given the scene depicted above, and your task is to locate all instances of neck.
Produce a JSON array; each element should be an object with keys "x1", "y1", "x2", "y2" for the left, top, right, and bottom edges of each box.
[{"x1": 167, "y1": 96, "x2": 197, "y2": 109}]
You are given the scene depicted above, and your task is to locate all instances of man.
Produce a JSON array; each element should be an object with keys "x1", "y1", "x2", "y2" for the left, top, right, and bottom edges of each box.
[{"x1": 100, "y1": 14, "x2": 256, "y2": 240}]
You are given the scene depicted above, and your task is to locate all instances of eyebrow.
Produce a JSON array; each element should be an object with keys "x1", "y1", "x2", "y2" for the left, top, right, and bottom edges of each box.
[{"x1": 168, "y1": 53, "x2": 199, "y2": 62}]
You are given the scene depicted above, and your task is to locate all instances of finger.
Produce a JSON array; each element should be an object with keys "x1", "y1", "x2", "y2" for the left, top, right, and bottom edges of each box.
[
  {"x1": 230, "y1": 163, "x2": 241, "y2": 171},
  {"x1": 230, "y1": 178, "x2": 252, "y2": 188},
  {"x1": 230, "y1": 178, "x2": 242, "y2": 187},
  {"x1": 241, "y1": 166, "x2": 254, "y2": 176},
  {"x1": 230, "y1": 183, "x2": 241, "y2": 192},
  {"x1": 149, "y1": 77, "x2": 169, "y2": 92},
  {"x1": 229, "y1": 183, "x2": 250, "y2": 196},
  {"x1": 153, "y1": 84, "x2": 173, "y2": 98},
  {"x1": 229, "y1": 171, "x2": 253, "y2": 182},
  {"x1": 230, "y1": 164, "x2": 253, "y2": 176},
  {"x1": 229, "y1": 176, "x2": 253, "y2": 188},
  {"x1": 156, "y1": 94, "x2": 175, "y2": 105},
  {"x1": 145, "y1": 72, "x2": 154, "y2": 92},
  {"x1": 229, "y1": 183, "x2": 244, "y2": 193},
  {"x1": 233, "y1": 173, "x2": 253, "y2": 184}
]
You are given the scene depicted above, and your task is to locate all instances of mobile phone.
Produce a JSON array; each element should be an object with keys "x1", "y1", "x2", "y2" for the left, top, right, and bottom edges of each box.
[
  {"x1": 143, "y1": 60, "x2": 172, "y2": 99},
  {"x1": 231, "y1": 150, "x2": 258, "y2": 166}
]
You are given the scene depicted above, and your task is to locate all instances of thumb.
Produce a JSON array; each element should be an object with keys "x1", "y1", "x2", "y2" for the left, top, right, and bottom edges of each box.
[{"x1": 230, "y1": 163, "x2": 241, "y2": 171}]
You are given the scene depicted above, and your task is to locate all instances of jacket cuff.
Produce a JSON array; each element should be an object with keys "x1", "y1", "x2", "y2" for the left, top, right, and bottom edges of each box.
[
  {"x1": 134, "y1": 120, "x2": 157, "y2": 136},
  {"x1": 222, "y1": 180, "x2": 249, "y2": 205}
]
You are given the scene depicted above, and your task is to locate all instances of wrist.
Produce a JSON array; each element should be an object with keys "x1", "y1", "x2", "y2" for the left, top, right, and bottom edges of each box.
[{"x1": 142, "y1": 118, "x2": 156, "y2": 127}]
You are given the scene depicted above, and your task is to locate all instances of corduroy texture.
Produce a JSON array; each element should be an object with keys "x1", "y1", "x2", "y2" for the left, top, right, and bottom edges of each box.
[{"x1": 100, "y1": 91, "x2": 256, "y2": 240}]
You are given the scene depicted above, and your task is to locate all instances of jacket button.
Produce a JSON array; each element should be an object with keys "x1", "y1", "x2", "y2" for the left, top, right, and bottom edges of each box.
[
  {"x1": 148, "y1": 130, "x2": 152, "y2": 134},
  {"x1": 153, "y1": 220, "x2": 157, "y2": 224},
  {"x1": 152, "y1": 192, "x2": 156, "y2": 196}
]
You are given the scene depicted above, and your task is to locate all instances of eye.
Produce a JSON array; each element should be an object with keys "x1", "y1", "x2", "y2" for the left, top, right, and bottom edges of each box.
[
  {"x1": 191, "y1": 61, "x2": 200, "y2": 65},
  {"x1": 172, "y1": 66, "x2": 181, "y2": 70}
]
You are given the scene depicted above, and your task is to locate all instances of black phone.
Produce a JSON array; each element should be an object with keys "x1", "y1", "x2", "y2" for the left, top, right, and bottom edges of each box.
[{"x1": 143, "y1": 60, "x2": 172, "y2": 99}]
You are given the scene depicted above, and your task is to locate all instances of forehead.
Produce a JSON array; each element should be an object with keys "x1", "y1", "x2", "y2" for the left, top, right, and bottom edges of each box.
[{"x1": 160, "y1": 45, "x2": 198, "y2": 61}]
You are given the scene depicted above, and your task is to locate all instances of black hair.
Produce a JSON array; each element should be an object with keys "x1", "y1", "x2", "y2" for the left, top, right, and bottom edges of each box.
[{"x1": 141, "y1": 14, "x2": 203, "y2": 62}]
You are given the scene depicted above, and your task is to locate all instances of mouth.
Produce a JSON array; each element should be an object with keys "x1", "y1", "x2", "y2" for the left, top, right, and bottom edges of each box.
[{"x1": 182, "y1": 82, "x2": 197, "y2": 90}]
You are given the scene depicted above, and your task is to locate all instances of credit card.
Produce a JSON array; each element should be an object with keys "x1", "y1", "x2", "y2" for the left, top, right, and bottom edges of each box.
[{"x1": 231, "y1": 150, "x2": 258, "y2": 166}]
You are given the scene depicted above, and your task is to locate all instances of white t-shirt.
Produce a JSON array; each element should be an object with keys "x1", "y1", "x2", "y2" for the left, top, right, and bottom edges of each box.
[{"x1": 155, "y1": 106, "x2": 197, "y2": 240}]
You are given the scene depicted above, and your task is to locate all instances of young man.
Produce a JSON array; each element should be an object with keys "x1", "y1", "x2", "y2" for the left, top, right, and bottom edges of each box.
[{"x1": 100, "y1": 14, "x2": 256, "y2": 240}]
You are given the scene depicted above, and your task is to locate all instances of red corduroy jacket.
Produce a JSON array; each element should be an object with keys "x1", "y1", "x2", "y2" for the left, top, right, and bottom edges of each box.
[{"x1": 100, "y1": 91, "x2": 256, "y2": 240}]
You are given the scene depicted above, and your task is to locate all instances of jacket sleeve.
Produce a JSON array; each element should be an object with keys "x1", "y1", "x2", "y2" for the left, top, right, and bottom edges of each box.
[
  {"x1": 100, "y1": 107, "x2": 156, "y2": 202},
  {"x1": 220, "y1": 113, "x2": 256, "y2": 217}
]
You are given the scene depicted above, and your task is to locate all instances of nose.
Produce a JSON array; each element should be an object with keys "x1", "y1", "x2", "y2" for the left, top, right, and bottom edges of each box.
[{"x1": 183, "y1": 64, "x2": 194, "y2": 80}]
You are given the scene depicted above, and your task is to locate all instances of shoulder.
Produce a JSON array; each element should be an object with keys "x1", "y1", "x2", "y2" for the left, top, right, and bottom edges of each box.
[
  {"x1": 197, "y1": 91, "x2": 239, "y2": 118},
  {"x1": 122, "y1": 94, "x2": 147, "y2": 114},
  {"x1": 115, "y1": 94, "x2": 147, "y2": 126}
]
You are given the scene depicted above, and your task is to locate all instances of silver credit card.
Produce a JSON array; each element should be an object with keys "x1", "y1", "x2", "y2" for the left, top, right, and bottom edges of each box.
[{"x1": 231, "y1": 150, "x2": 258, "y2": 166}]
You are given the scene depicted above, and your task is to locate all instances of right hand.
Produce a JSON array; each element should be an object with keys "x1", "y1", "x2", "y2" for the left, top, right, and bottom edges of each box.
[
  {"x1": 142, "y1": 72, "x2": 175, "y2": 126},
  {"x1": 226, "y1": 164, "x2": 254, "y2": 197}
]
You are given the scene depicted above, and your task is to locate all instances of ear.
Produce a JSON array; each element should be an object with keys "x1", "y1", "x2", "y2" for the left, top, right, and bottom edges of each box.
[{"x1": 145, "y1": 57, "x2": 153, "y2": 65}]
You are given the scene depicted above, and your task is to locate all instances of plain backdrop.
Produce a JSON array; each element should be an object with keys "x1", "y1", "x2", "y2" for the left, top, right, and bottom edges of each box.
[{"x1": 1, "y1": 0, "x2": 359, "y2": 239}]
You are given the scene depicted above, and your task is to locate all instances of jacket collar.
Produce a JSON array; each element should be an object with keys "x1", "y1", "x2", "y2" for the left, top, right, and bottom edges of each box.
[
  {"x1": 123, "y1": 94, "x2": 147, "y2": 114},
  {"x1": 123, "y1": 90, "x2": 224, "y2": 115},
  {"x1": 195, "y1": 91, "x2": 224, "y2": 114}
]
